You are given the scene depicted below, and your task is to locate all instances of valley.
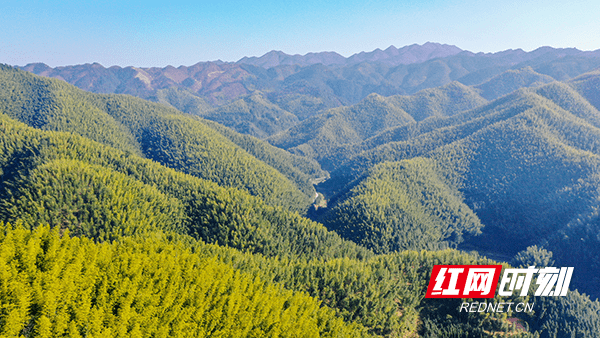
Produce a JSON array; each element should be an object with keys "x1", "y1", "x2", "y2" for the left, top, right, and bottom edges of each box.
[{"x1": 3, "y1": 43, "x2": 600, "y2": 337}]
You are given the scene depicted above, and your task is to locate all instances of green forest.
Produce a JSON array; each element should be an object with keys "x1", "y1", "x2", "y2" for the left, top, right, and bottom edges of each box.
[{"x1": 3, "y1": 56, "x2": 600, "y2": 338}]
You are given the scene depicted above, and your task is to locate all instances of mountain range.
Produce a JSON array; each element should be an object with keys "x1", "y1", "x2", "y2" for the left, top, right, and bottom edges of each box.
[
  {"x1": 21, "y1": 43, "x2": 600, "y2": 106},
  {"x1": 237, "y1": 42, "x2": 463, "y2": 68},
  {"x1": 19, "y1": 43, "x2": 600, "y2": 139},
  {"x1": 4, "y1": 43, "x2": 600, "y2": 337}
]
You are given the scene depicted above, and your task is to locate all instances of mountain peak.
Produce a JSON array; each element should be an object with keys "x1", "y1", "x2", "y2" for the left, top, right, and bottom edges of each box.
[
  {"x1": 237, "y1": 43, "x2": 463, "y2": 69},
  {"x1": 346, "y1": 42, "x2": 463, "y2": 66},
  {"x1": 21, "y1": 62, "x2": 52, "y2": 74},
  {"x1": 237, "y1": 50, "x2": 346, "y2": 68}
]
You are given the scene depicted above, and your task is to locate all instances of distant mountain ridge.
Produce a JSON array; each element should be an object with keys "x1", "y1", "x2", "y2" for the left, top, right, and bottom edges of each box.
[
  {"x1": 237, "y1": 50, "x2": 347, "y2": 68},
  {"x1": 20, "y1": 61, "x2": 251, "y2": 105},
  {"x1": 19, "y1": 43, "x2": 463, "y2": 103},
  {"x1": 17, "y1": 43, "x2": 600, "y2": 123},
  {"x1": 236, "y1": 42, "x2": 463, "y2": 68}
]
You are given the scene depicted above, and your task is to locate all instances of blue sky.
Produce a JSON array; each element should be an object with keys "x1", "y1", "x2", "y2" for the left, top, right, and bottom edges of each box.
[{"x1": 2, "y1": 0, "x2": 600, "y2": 67}]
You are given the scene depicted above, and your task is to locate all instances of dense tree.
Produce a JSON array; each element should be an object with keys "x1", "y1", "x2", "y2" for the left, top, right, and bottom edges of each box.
[
  {"x1": 322, "y1": 159, "x2": 482, "y2": 253},
  {"x1": 0, "y1": 111, "x2": 368, "y2": 261},
  {"x1": 0, "y1": 64, "x2": 316, "y2": 211},
  {"x1": 511, "y1": 245, "x2": 555, "y2": 268},
  {"x1": 3, "y1": 63, "x2": 600, "y2": 337},
  {"x1": 0, "y1": 223, "x2": 370, "y2": 338}
]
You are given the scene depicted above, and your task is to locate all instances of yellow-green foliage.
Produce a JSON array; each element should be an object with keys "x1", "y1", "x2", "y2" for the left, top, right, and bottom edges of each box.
[
  {"x1": 195, "y1": 241, "x2": 539, "y2": 337},
  {"x1": 0, "y1": 112, "x2": 368, "y2": 261},
  {"x1": 0, "y1": 112, "x2": 541, "y2": 336},
  {"x1": 0, "y1": 223, "x2": 369, "y2": 338},
  {"x1": 5, "y1": 63, "x2": 600, "y2": 337},
  {"x1": 0, "y1": 65, "x2": 141, "y2": 156},
  {"x1": 2, "y1": 158, "x2": 186, "y2": 241}
]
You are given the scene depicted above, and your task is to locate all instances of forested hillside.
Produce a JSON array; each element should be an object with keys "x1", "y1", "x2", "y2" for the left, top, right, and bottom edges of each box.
[
  {"x1": 21, "y1": 44, "x2": 600, "y2": 124},
  {"x1": 474, "y1": 66, "x2": 555, "y2": 100},
  {"x1": 268, "y1": 81, "x2": 487, "y2": 166},
  {"x1": 0, "y1": 111, "x2": 361, "y2": 259},
  {"x1": 268, "y1": 93, "x2": 416, "y2": 162},
  {"x1": 0, "y1": 65, "x2": 316, "y2": 211},
  {"x1": 0, "y1": 224, "x2": 370, "y2": 338},
  {"x1": 312, "y1": 74, "x2": 600, "y2": 302},
  {"x1": 321, "y1": 159, "x2": 483, "y2": 253},
  {"x1": 201, "y1": 92, "x2": 300, "y2": 138},
  {"x1": 0, "y1": 98, "x2": 556, "y2": 337},
  {"x1": 5, "y1": 54, "x2": 600, "y2": 338}
]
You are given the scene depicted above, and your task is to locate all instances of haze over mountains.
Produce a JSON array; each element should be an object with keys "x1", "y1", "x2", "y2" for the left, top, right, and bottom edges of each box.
[
  {"x1": 20, "y1": 43, "x2": 600, "y2": 140},
  {"x1": 237, "y1": 42, "x2": 463, "y2": 67},
  {"x1": 20, "y1": 43, "x2": 600, "y2": 105}
]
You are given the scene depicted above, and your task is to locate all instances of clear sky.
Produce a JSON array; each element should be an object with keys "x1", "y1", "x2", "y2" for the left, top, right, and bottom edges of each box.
[{"x1": 2, "y1": 0, "x2": 600, "y2": 67}]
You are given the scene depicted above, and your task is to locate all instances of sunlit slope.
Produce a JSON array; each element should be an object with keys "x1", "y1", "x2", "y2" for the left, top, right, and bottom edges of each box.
[
  {"x1": 0, "y1": 224, "x2": 371, "y2": 338},
  {"x1": 325, "y1": 80, "x2": 600, "y2": 197},
  {"x1": 431, "y1": 94, "x2": 600, "y2": 253},
  {"x1": 0, "y1": 65, "x2": 312, "y2": 210},
  {"x1": 432, "y1": 77, "x2": 600, "y2": 256},
  {"x1": 0, "y1": 112, "x2": 369, "y2": 260},
  {"x1": 154, "y1": 86, "x2": 213, "y2": 115},
  {"x1": 570, "y1": 69, "x2": 600, "y2": 111},
  {"x1": 2, "y1": 83, "x2": 600, "y2": 337},
  {"x1": 319, "y1": 77, "x2": 600, "y2": 299},
  {"x1": 474, "y1": 66, "x2": 555, "y2": 100},
  {"x1": 202, "y1": 92, "x2": 300, "y2": 138},
  {"x1": 321, "y1": 90, "x2": 541, "y2": 194},
  {"x1": 5, "y1": 221, "x2": 564, "y2": 338},
  {"x1": 389, "y1": 81, "x2": 487, "y2": 120},
  {"x1": 268, "y1": 81, "x2": 487, "y2": 167},
  {"x1": 200, "y1": 118, "x2": 327, "y2": 197},
  {"x1": 268, "y1": 93, "x2": 416, "y2": 162},
  {"x1": 0, "y1": 112, "x2": 535, "y2": 337},
  {"x1": 321, "y1": 158, "x2": 483, "y2": 253},
  {"x1": 0, "y1": 64, "x2": 141, "y2": 155}
]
